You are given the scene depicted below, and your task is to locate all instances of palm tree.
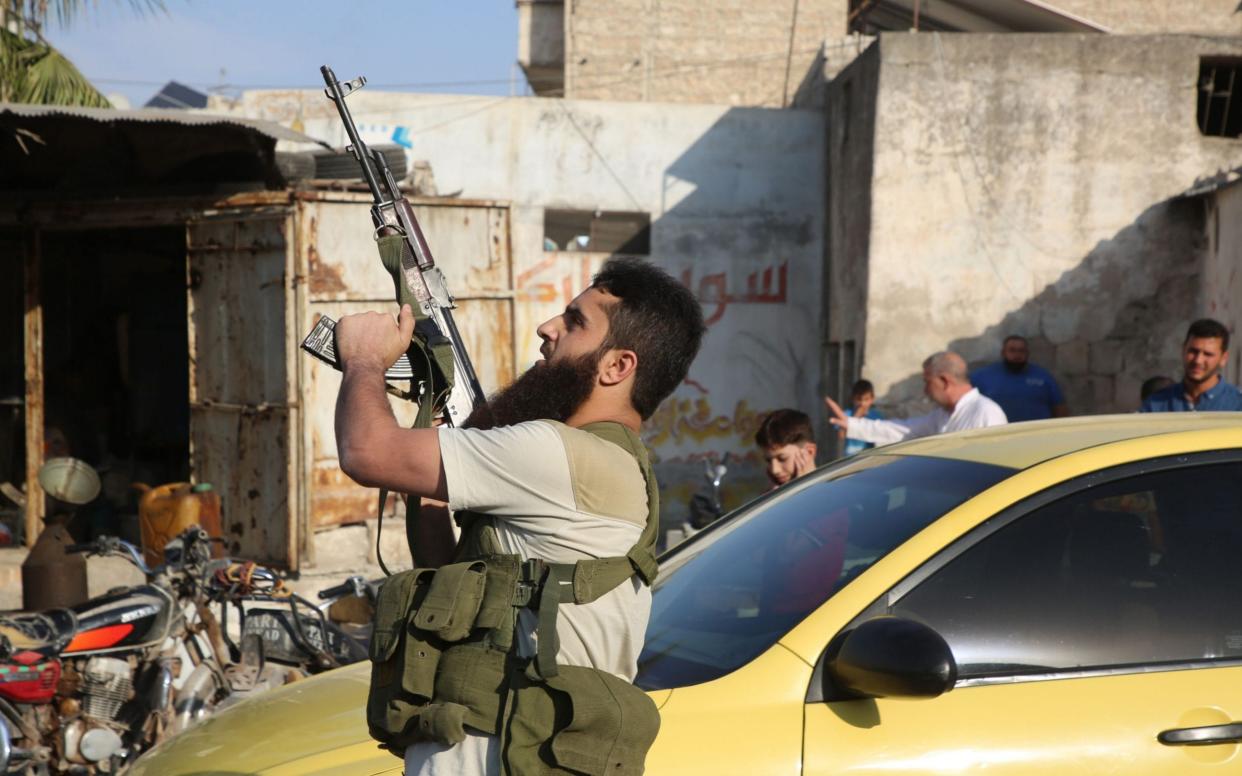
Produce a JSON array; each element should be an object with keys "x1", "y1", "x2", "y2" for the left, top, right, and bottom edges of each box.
[{"x1": 1, "y1": 0, "x2": 163, "y2": 107}]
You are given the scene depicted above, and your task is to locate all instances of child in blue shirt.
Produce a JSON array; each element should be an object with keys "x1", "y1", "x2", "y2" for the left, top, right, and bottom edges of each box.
[{"x1": 842, "y1": 379, "x2": 883, "y2": 456}]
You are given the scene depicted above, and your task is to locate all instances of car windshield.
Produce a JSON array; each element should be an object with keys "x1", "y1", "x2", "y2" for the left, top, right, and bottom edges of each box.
[{"x1": 635, "y1": 453, "x2": 1013, "y2": 691}]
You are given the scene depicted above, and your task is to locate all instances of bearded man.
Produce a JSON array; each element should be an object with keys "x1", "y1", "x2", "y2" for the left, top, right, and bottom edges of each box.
[
  {"x1": 970, "y1": 335, "x2": 1069, "y2": 422},
  {"x1": 1141, "y1": 318, "x2": 1242, "y2": 412},
  {"x1": 333, "y1": 257, "x2": 705, "y2": 776}
]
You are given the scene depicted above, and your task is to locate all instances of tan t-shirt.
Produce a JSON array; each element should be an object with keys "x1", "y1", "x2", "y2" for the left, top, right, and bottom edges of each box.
[{"x1": 406, "y1": 420, "x2": 652, "y2": 776}]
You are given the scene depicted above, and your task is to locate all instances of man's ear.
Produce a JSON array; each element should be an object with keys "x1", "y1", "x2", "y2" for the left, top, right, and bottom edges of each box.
[
  {"x1": 598, "y1": 348, "x2": 638, "y2": 386},
  {"x1": 805, "y1": 441, "x2": 818, "y2": 458}
]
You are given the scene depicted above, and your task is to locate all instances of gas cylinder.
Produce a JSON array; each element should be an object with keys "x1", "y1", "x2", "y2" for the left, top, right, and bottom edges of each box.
[{"x1": 136, "y1": 483, "x2": 223, "y2": 567}]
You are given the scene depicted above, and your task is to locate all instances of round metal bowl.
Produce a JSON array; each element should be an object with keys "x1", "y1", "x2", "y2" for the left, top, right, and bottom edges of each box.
[{"x1": 37, "y1": 458, "x2": 101, "y2": 505}]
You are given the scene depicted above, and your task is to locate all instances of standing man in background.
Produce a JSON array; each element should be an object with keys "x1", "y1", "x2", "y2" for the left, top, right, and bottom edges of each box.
[
  {"x1": 971, "y1": 335, "x2": 1069, "y2": 422},
  {"x1": 825, "y1": 351, "x2": 1007, "y2": 446},
  {"x1": 1142, "y1": 318, "x2": 1242, "y2": 412}
]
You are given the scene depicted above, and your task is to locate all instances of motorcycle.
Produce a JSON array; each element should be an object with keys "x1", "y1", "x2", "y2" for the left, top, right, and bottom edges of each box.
[
  {"x1": 0, "y1": 525, "x2": 379, "y2": 775},
  {"x1": 0, "y1": 528, "x2": 272, "y2": 774},
  {"x1": 202, "y1": 565, "x2": 373, "y2": 680},
  {"x1": 0, "y1": 528, "x2": 224, "y2": 774}
]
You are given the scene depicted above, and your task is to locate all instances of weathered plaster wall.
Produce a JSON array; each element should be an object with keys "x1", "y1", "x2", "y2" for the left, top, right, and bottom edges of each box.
[
  {"x1": 1201, "y1": 180, "x2": 1242, "y2": 386},
  {"x1": 851, "y1": 33, "x2": 1242, "y2": 417},
  {"x1": 213, "y1": 91, "x2": 825, "y2": 524},
  {"x1": 1051, "y1": 0, "x2": 1242, "y2": 34},
  {"x1": 563, "y1": 0, "x2": 848, "y2": 107}
]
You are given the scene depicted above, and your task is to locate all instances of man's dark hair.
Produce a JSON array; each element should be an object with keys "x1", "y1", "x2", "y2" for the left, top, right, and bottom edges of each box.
[
  {"x1": 1185, "y1": 318, "x2": 1231, "y2": 351},
  {"x1": 850, "y1": 379, "x2": 874, "y2": 398},
  {"x1": 1003, "y1": 335, "x2": 1028, "y2": 347},
  {"x1": 592, "y1": 258, "x2": 706, "y2": 419},
  {"x1": 754, "y1": 409, "x2": 814, "y2": 448}
]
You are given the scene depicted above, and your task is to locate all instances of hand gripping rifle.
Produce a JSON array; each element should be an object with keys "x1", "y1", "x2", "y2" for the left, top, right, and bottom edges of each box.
[
  {"x1": 300, "y1": 66, "x2": 487, "y2": 572},
  {"x1": 300, "y1": 65, "x2": 486, "y2": 429}
]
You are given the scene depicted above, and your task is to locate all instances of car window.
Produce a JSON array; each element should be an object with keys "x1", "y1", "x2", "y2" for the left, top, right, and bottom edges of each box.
[
  {"x1": 634, "y1": 454, "x2": 1013, "y2": 691},
  {"x1": 892, "y1": 461, "x2": 1242, "y2": 679}
]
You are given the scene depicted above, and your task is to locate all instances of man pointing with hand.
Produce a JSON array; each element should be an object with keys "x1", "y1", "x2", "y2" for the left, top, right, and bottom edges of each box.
[{"x1": 825, "y1": 351, "x2": 1006, "y2": 448}]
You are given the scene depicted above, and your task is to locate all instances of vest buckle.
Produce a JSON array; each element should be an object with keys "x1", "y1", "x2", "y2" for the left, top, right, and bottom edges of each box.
[{"x1": 513, "y1": 558, "x2": 547, "y2": 607}]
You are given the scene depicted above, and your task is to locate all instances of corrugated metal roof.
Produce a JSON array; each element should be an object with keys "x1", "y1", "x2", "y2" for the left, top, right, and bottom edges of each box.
[{"x1": 0, "y1": 102, "x2": 326, "y2": 145}]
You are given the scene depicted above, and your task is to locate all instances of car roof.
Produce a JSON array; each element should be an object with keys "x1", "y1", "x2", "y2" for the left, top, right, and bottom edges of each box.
[{"x1": 874, "y1": 412, "x2": 1242, "y2": 470}]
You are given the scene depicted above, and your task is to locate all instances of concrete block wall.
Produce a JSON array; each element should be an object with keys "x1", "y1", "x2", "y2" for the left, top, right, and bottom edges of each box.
[
  {"x1": 564, "y1": 0, "x2": 848, "y2": 107},
  {"x1": 833, "y1": 33, "x2": 1242, "y2": 419}
]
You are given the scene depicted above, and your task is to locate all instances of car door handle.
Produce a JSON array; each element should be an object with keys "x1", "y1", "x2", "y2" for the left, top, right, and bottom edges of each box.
[{"x1": 1158, "y1": 723, "x2": 1242, "y2": 745}]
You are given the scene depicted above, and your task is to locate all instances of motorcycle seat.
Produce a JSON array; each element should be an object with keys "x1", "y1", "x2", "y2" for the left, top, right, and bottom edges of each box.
[{"x1": 0, "y1": 608, "x2": 78, "y2": 658}]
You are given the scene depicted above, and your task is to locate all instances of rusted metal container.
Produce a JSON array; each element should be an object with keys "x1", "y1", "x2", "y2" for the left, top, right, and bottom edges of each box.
[{"x1": 21, "y1": 521, "x2": 87, "y2": 611}]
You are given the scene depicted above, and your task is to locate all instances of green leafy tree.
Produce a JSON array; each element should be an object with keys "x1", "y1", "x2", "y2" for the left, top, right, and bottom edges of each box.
[{"x1": 1, "y1": 0, "x2": 163, "y2": 107}]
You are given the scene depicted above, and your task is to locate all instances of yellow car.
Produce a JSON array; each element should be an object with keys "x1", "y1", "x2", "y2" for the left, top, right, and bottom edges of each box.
[{"x1": 118, "y1": 414, "x2": 1242, "y2": 775}]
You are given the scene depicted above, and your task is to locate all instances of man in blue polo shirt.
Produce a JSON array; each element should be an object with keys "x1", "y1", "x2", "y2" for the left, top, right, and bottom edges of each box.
[
  {"x1": 1141, "y1": 318, "x2": 1242, "y2": 412},
  {"x1": 971, "y1": 335, "x2": 1068, "y2": 422}
]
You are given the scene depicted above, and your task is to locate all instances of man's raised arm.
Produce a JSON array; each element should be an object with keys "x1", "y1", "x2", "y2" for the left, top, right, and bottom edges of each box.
[{"x1": 333, "y1": 304, "x2": 449, "y2": 501}]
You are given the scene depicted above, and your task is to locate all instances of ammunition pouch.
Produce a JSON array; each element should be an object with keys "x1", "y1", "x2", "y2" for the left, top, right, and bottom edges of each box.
[
  {"x1": 505, "y1": 666, "x2": 661, "y2": 776},
  {"x1": 412, "y1": 560, "x2": 487, "y2": 641},
  {"x1": 367, "y1": 568, "x2": 442, "y2": 746}
]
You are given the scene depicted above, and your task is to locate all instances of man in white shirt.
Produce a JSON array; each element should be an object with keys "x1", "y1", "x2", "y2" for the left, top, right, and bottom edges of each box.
[{"x1": 824, "y1": 351, "x2": 1007, "y2": 446}]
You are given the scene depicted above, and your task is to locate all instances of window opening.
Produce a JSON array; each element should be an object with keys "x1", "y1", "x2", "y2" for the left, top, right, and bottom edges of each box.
[
  {"x1": 1198, "y1": 58, "x2": 1242, "y2": 138},
  {"x1": 543, "y1": 210, "x2": 650, "y2": 254}
]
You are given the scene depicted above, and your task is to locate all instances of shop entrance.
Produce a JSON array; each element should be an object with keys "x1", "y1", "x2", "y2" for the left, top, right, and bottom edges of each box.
[{"x1": 1, "y1": 227, "x2": 189, "y2": 544}]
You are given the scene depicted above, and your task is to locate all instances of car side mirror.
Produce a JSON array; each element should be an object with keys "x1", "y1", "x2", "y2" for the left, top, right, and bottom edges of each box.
[{"x1": 824, "y1": 616, "x2": 957, "y2": 700}]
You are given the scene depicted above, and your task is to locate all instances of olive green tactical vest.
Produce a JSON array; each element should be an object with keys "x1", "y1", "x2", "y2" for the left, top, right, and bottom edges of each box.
[{"x1": 367, "y1": 421, "x2": 662, "y2": 776}]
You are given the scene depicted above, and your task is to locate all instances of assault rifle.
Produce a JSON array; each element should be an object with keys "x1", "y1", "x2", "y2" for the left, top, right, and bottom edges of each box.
[{"x1": 300, "y1": 65, "x2": 486, "y2": 428}]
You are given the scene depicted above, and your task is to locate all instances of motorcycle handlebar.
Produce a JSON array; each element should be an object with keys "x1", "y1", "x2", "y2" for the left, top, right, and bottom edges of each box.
[
  {"x1": 63, "y1": 537, "x2": 153, "y2": 575},
  {"x1": 317, "y1": 582, "x2": 353, "y2": 600},
  {"x1": 317, "y1": 575, "x2": 367, "y2": 601}
]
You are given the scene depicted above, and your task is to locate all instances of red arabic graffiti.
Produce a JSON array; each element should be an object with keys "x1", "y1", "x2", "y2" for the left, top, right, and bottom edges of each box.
[
  {"x1": 679, "y1": 263, "x2": 789, "y2": 325},
  {"x1": 514, "y1": 255, "x2": 789, "y2": 325}
]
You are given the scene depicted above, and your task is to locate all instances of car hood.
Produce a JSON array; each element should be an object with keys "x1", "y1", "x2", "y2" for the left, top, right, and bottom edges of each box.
[
  {"x1": 129, "y1": 662, "x2": 399, "y2": 776},
  {"x1": 130, "y1": 662, "x2": 673, "y2": 775}
]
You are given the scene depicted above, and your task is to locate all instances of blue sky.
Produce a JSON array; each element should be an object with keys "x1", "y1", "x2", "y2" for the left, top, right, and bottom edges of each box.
[{"x1": 45, "y1": 1, "x2": 520, "y2": 108}]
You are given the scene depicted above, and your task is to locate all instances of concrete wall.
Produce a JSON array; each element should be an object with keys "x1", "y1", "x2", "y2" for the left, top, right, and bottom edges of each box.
[
  {"x1": 562, "y1": 0, "x2": 848, "y2": 107},
  {"x1": 1201, "y1": 179, "x2": 1242, "y2": 386},
  {"x1": 211, "y1": 91, "x2": 825, "y2": 523},
  {"x1": 837, "y1": 33, "x2": 1242, "y2": 418},
  {"x1": 1051, "y1": 0, "x2": 1242, "y2": 34}
]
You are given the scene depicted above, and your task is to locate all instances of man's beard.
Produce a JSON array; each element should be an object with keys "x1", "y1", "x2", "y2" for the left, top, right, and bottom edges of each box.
[
  {"x1": 1003, "y1": 358, "x2": 1026, "y2": 374},
  {"x1": 462, "y1": 351, "x2": 599, "y2": 430},
  {"x1": 1185, "y1": 365, "x2": 1220, "y2": 388}
]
